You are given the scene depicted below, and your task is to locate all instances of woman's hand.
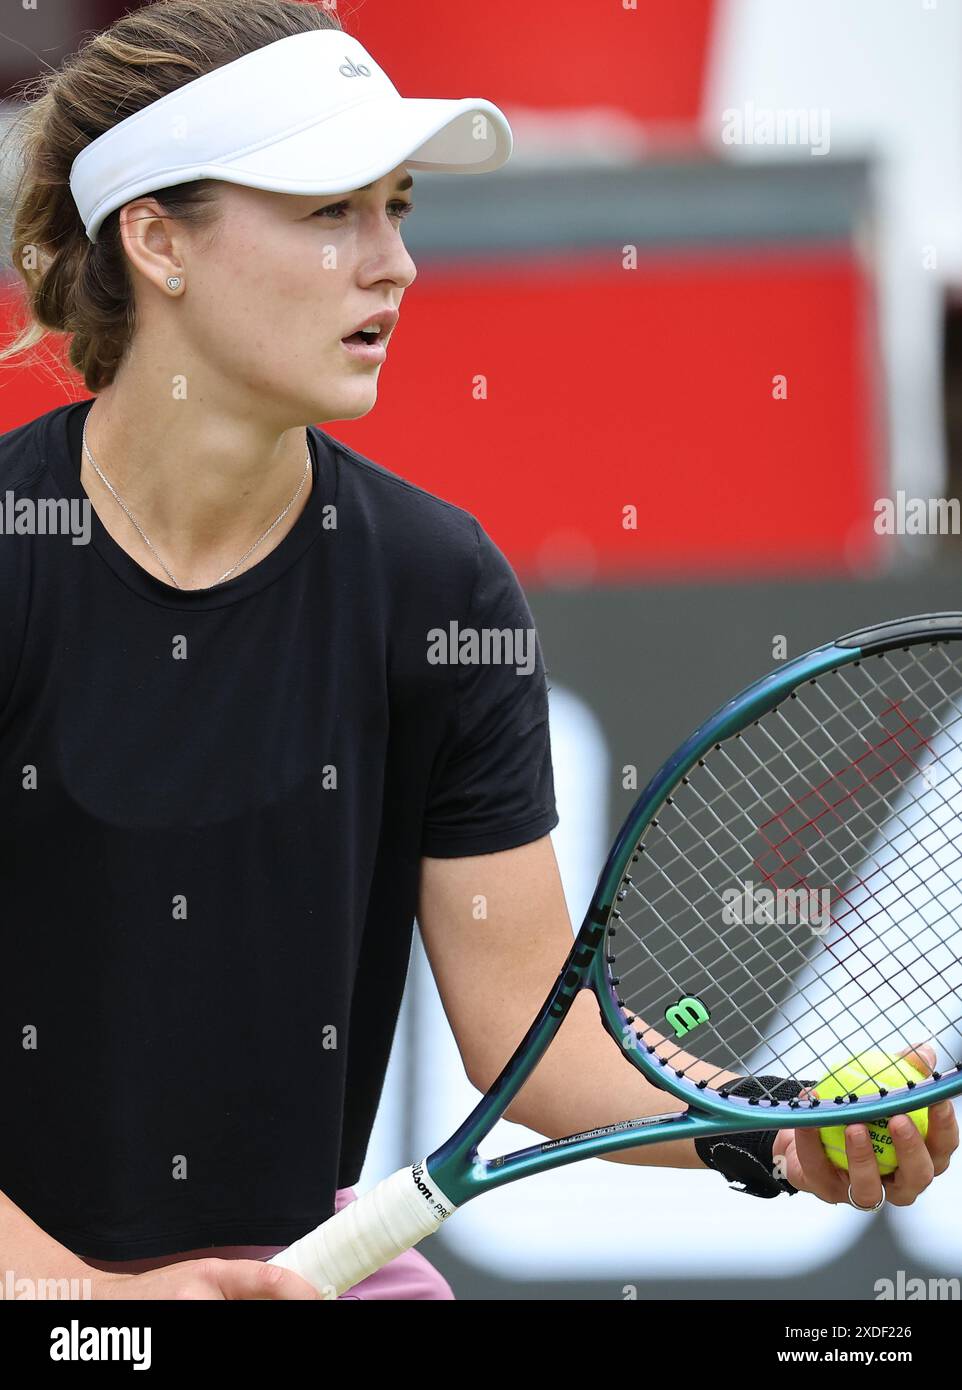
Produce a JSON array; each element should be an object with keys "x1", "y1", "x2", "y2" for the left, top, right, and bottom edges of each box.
[
  {"x1": 773, "y1": 1044, "x2": 958, "y2": 1208},
  {"x1": 92, "y1": 1257, "x2": 325, "y2": 1300}
]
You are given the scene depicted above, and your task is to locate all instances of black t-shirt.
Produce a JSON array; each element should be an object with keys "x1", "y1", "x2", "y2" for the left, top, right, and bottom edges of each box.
[{"x1": 0, "y1": 398, "x2": 557, "y2": 1260}]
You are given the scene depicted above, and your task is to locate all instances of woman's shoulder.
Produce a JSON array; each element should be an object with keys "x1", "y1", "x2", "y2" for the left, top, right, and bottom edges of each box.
[
  {"x1": 312, "y1": 426, "x2": 488, "y2": 568},
  {"x1": 0, "y1": 406, "x2": 56, "y2": 490}
]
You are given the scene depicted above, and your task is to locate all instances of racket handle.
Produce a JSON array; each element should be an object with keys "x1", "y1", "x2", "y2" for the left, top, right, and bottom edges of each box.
[{"x1": 267, "y1": 1160, "x2": 456, "y2": 1298}]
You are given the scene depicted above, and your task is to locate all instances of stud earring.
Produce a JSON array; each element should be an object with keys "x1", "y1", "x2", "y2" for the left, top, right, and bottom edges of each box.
[{"x1": 166, "y1": 276, "x2": 183, "y2": 292}]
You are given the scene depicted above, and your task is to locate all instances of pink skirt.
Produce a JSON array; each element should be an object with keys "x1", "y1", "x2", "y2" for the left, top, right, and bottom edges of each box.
[{"x1": 80, "y1": 1186, "x2": 456, "y2": 1300}]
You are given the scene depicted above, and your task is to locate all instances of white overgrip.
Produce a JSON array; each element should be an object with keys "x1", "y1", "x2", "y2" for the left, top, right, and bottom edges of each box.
[{"x1": 267, "y1": 1160, "x2": 456, "y2": 1298}]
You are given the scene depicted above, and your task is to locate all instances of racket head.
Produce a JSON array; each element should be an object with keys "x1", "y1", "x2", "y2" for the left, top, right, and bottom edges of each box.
[{"x1": 592, "y1": 612, "x2": 962, "y2": 1130}]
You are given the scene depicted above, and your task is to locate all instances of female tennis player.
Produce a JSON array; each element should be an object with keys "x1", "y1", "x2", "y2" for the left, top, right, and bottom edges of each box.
[{"x1": 0, "y1": 0, "x2": 956, "y2": 1301}]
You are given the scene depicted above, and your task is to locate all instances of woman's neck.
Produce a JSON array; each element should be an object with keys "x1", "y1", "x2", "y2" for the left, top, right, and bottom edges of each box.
[{"x1": 81, "y1": 378, "x2": 314, "y2": 590}]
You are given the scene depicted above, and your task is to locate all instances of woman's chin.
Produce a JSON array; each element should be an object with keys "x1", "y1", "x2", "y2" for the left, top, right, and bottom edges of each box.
[{"x1": 323, "y1": 382, "x2": 379, "y2": 420}]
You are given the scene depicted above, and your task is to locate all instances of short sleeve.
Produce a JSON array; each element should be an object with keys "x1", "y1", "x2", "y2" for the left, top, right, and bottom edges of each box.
[{"x1": 420, "y1": 521, "x2": 559, "y2": 857}]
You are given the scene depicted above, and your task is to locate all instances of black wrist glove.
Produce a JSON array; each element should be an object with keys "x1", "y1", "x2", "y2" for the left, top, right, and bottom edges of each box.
[{"x1": 694, "y1": 1074, "x2": 816, "y2": 1198}]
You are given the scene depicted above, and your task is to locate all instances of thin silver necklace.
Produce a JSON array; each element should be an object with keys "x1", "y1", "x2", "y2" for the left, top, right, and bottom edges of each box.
[{"x1": 81, "y1": 415, "x2": 311, "y2": 591}]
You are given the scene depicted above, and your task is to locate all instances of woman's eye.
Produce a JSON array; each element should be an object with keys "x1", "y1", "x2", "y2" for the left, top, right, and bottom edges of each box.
[{"x1": 312, "y1": 200, "x2": 415, "y2": 221}]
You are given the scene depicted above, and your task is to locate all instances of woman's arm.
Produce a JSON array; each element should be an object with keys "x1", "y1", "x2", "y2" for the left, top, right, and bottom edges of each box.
[
  {"x1": 418, "y1": 835, "x2": 717, "y2": 1172},
  {"x1": 0, "y1": 1187, "x2": 321, "y2": 1299},
  {"x1": 0, "y1": 1187, "x2": 98, "y2": 1294}
]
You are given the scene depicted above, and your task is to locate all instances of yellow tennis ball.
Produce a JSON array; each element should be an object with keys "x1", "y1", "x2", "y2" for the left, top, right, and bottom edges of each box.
[{"x1": 815, "y1": 1050, "x2": 929, "y2": 1174}]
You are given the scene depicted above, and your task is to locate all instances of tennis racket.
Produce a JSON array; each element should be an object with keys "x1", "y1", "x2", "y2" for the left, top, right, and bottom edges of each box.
[{"x1": 270, "y1": 611, "x2": 962, "y2": 1296}]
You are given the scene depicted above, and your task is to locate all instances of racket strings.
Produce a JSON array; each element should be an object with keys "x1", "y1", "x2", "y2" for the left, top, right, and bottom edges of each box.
[
  {"x1": 655, "y1": 649, "x2": 954, "y2": 842},
  {"x1": 617, "y1": 710, "x2": 962, "y2": 1071},
  {"x1": 674, "y1": 722, "x2": 962, "y2": 1079},
  {"x1": 625, "y1": 688, "x2": 960, "y2": 949},
  {"x1": 746, "y1": 679, "x2": 962, "y2": 1038},
  {"x1": 628, "y1": 647, "x2": 962, "y2": 967},
  {"x1": 638, "y1": 656, "x2": 962, "y2": 923},
  {"x1": 695, "y1": 653, "x2": 962, "y2": 1073},
  {"x1": 607, "y1": 643, "x2": 962, "y2": 1103}
]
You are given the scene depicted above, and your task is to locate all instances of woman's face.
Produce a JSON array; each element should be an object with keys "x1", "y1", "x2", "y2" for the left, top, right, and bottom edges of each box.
[{"x1": 167, "y1": 164, "x2": 418, "y2": 425}]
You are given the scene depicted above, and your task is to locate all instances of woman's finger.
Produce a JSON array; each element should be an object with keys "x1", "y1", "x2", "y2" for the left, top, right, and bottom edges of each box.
[
  {"x1": 884, "y1": 1115, "x2": 936, "y2": 1206},
  {"x1": 924, "y1": 1099, "x2": 959, "y2": 1176},
  {"x1": 791, "y1": 1124, "x2": 853, "y2": 1203},
  {"x1": 895, "y1": 1041, "x2": 936, "y2": 1077},
  {"x1": 842, "y1": 1126, "x2": 887, "y2": 1210}
]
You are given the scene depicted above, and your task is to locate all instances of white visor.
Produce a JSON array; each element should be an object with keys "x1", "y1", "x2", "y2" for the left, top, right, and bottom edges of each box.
[{"x1": 69, "y1": 29, "x2": 514, "y2": 242}]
